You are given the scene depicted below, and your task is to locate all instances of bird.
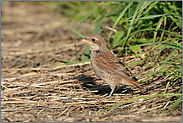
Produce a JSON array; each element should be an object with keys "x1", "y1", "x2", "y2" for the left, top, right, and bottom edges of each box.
[{"x1": 81, "y1": 34, "x2": 145, "y2": 97}]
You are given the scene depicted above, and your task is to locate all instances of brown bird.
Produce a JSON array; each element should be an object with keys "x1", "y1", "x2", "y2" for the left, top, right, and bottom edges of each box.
[{"x1": 81, "y1": 34, "x2": 145, "y2": 97}]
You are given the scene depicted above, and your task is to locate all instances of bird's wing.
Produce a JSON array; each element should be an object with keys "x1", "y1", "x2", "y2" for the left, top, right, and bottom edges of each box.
[
  {"x1": 95, "y1": 51, "x2": 145, "y2": 91},
  {"x1": 95, "y1": 51, "x2": 137, "y2": 81}
]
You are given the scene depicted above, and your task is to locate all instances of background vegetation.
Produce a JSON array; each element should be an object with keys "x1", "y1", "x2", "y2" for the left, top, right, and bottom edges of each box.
[
  {"x1": 49, "y1": 1, "x2": 182, "y2": 116},
  {"x1": 1, "y1": 1, "x2": 182, "y2": 121}
]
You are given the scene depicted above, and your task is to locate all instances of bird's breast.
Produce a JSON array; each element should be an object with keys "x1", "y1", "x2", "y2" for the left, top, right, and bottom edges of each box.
[{"x1": 90, "y1": 51, "x2": 109, "y2": 79}]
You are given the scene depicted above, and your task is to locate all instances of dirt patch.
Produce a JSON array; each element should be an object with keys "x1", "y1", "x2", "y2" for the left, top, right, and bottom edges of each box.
[{"x1": 1, "y1": 2, "x2": 182, "y2": 122}]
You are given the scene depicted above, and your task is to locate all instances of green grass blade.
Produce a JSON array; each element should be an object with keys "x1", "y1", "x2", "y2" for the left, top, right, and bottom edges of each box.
[
  {"x1": 92, "y1": 23, "x2": 101, "y2": 34},
  {"x1": 74, "y1": 11, "x2": 92, "y2": 61},
  {"x1": 144, "y1": 1, "x2": 159, "y2": 14},
  {"x1": 58, "y1": 18, "x2": 85, "y2": 38},
  {"x1": 160, "y1": 96, "x2": 182, "y2": 114},
  {"x1": 119, "y1": 2, "x2": 145, "y2": 53},
  {"x1": 58, "y1": 18, "x2": 84, "y2": 62},
  {"x1": 112, "y1": 1, "x2": 133, "y2": 29},
  {"x1": 138, "y1": 14, "x2": 166, "y2": 20},
  {"x1": 162, "y1": 42, "x2": 182, "y2": 50},
  {"x1": 73, "y1": 2, "x2": 104, "y2": 61},
  {"x1": 126, "y1": 2, "x2": 144, "y2": 39},
  {"x1": 153, "y1": 16, "x2": 164, "y2": 43},
  {"x1": 56, "y1": 60, "x2": 89, "y2": 65},
  {"x1": 108, "y1": 1, "x2": 133, "y2": 45},
  {"x1": 81, "y1": 46, "x2": 90, "y2": 62},
  {"x1": 94, "y1": 93, "x2": 182, "y2": 121}
]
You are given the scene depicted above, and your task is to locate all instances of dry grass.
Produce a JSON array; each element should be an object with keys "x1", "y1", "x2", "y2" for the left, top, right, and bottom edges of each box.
[{"x1": 1, "y1": 2, "x2": 182, "y2": 122}]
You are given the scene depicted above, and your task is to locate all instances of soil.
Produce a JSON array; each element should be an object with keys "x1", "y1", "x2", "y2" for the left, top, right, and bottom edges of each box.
[{"x1": 1, "y1": 2, "x2": 182, "y2": 122}]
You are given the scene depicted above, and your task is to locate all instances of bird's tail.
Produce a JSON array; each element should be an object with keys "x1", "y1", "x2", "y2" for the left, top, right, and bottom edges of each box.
[{"x1": 123, "y1": 78, "x2": 146, "y2": 93}]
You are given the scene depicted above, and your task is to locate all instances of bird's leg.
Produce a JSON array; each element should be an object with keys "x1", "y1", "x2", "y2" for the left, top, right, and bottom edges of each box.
[{"x1": 108, "y1": 86, "x2": 116, "y2": 98}]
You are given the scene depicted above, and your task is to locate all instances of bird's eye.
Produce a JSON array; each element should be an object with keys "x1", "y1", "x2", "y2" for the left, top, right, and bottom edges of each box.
[{"x1": 92, "y1": 38, "x2": 96, "y2": 42}]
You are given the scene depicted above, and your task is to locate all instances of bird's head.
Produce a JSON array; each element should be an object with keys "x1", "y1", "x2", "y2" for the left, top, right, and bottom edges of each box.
[{"x1": 81, "y1": 34, "x2": 107, "y2": 51}]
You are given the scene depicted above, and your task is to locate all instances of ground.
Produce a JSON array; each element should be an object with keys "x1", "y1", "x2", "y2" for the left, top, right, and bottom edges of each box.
[{"x1": 1, "y1": 2, "x2": 182, "y2": 122}]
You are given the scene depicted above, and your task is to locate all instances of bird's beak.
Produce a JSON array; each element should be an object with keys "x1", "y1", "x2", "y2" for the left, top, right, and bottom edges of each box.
[{"x1": 81, "y1": 39, "x2": 92, "y2": 43}]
